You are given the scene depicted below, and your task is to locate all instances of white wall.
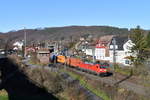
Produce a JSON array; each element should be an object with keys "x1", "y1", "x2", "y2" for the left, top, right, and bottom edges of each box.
[
  {"x1": 13, "y1": 41, "x2": 24, "y2": 50},
  {"x1": 95, "y1": 48, "x2": 105, "y2": 60},
  {"x1": 95, "y1": 48, "x2": 110, "y2": 60},
  {"x1": 85, "y1": 49, "x2": 93, "y2": 56},
  {"x1": 109, "y1": 50, "x2": 125, "y2": 63}
]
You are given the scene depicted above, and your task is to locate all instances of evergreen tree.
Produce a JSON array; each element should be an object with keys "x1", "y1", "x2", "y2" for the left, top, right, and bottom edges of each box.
[
  {"x1": 130, "y1": 26, "x2": 147, "y2": 65},
  {"x1": 145, "y1": 32, "x2": 150, "y2": 58},
  {"x1": 146, "y1": 32, "x2": 150, "y2": 48}
]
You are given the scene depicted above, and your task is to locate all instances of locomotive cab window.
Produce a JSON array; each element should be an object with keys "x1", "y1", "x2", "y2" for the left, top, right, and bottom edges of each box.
[
  {"x1": 100, "y1": 63, "x2": 109, "y2": 68},
  {"x1": 100, "y1": 65, "x2": 106, "y2": 68}
]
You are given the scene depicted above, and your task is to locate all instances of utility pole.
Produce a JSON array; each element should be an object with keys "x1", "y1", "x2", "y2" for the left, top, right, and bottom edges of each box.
[
  {"x1": 60, "y1": 40, "x2": 62, "y2": 54},
  {"x1": 84, "y1": 41, "x2": 88, "y2": 55},
  {"x1": 84, "y1": 41, "x2": 86, "y2": 53},
  {"x1": 112, "y1": 37, "x2": 116, "y2": 71},
  {"x1": 24, "y1": 27, "x2": 27, "y2": 58},
  {"x1": 92, "y1": 47, "x2": 95, "y2": 63}
]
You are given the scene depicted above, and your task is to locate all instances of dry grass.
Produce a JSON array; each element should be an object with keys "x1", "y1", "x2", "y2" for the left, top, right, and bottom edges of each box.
[
  {"x1": 8, "y1": 55, "x2": 150, "y2": 100},
  {"x1": 24, "y1": 67, "x2": 63, "y2": 94},
  {"x1": 62, "y1": 68, "x2": 150, "y2": 100}
]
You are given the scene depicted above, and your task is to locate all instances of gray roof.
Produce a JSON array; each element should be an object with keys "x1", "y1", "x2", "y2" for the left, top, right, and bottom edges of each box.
[
  {"x1": 86, "y1": 45, "x2": 95, "y2": 49},
  {"x1": 110, "y1": 36, "x2": 128, "y2": 50}
]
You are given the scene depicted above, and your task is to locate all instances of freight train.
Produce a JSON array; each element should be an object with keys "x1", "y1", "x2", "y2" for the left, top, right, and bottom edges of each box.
[{"x1": 50, "y1": 54, "x2": 110, "y2": 76}]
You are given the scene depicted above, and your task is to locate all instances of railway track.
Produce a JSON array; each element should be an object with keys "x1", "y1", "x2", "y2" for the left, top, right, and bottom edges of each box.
[
  {"x1": 22, "y1": 59, "x2": 149, "y2": 97},
  {"x1": 22, "y1": 60, "x2": 103, "y2": 100},
  {"x1": 56, "y1": 63, "x2": 148, "y2": 96}
]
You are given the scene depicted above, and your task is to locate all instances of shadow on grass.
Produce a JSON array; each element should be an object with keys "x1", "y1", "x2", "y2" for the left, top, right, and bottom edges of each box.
[{"x1": 0, "y1": 58, "x2": 59, "y2": 100}]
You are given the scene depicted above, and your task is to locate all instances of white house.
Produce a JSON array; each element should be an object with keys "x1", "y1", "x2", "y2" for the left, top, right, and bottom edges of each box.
[
  {"x1": 95, "y1": 46, "x2": 108, "y2": 60},
  {"x1": 83, "y1": 36, "x2": 112, "y2": 62},
  {"x1": 94, "y1": 36, "x2": 113, "y2": 61},
  {"x1": 83, "y1": 36, "x2": 135, "y2": 66},
  {"x1": 13, "y1": 41, "x2": 24, "y2": 50},
  {"x1": 109, "y1": 37, "x2": 135, "y2": 66}
]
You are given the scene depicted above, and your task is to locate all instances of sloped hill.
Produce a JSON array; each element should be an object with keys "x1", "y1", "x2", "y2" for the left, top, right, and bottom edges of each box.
[{"x1": 0, "y1": 26, "x2": 130, "y2": 44}]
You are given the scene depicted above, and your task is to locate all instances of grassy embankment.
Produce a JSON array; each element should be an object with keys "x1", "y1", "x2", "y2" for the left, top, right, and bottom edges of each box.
[
  {"x1": 61, "y1": 68, "x2": 111, "y2": 100},
  {"x1": 113, "y1": 64, "x2": 150, "y2": 87},
  {"x1": 114, "y1": 66, "x2": 131, "y2": 75}
]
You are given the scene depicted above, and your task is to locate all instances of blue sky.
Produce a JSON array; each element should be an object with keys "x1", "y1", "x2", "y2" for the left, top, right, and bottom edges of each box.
[{"x1": 0, "y1": 0, "x2": 150, "y2": 32}]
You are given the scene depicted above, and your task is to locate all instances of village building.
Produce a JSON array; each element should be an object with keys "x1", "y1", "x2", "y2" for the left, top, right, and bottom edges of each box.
[
  {"x1": 94, "y1": 35, "x2": 113, "y2": 61},
  {"x1": 13, "y1": 41, "x2": 24, "y2": 50},
  {"x1": 37, "y1": 48, "x2": 50, "y2": 64},
  {"x1": 85, "y1": 46, "x2": 93, "y2": 56},
  {"x1": 83, "y1": 35, "x2": 135, "y2": 66},
  {"x1": 95, "y1": 41, "x2": 110, "y2": 61},
  {"x1": 25, "y1": 47, "x2": 37, "y2": 57},
  {"x1": 109, "y1": 36, "x2": 135, "y2": 66}
]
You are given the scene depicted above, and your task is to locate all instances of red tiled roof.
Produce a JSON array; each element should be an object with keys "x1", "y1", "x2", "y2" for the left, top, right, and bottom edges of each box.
[{"x1": 95, "y1": 45, "x2": 106, "y2": 48}]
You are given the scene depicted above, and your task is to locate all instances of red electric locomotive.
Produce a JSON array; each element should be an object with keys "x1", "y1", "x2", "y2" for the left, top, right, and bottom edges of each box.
[{"x1": 54, "y1": 55, "x2": 110, "y2": 76}]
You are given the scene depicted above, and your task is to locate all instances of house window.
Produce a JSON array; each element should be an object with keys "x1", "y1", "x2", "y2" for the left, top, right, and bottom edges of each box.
[{"x1": 125, "y1": 60, "x2": 130, "y2": 64}]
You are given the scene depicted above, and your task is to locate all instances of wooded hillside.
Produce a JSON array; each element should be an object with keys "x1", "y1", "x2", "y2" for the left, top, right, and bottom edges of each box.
[{"x1": 0, "y1": 26, "x2": 130, "y2": 44}]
